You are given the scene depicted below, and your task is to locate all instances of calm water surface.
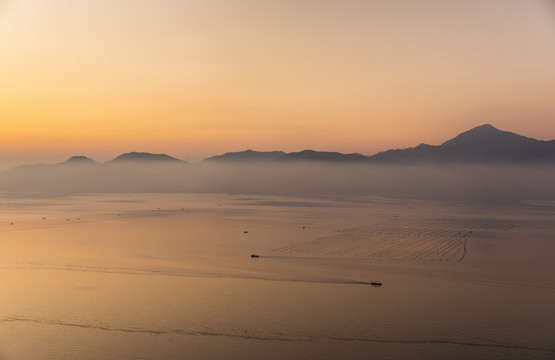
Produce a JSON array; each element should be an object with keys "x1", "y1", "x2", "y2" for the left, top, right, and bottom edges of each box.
[{"x1": 0, "y1": 193, "x2": 554, "y2": 359}]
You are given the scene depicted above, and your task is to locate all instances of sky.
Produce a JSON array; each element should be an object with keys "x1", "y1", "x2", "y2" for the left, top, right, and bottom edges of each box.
[{"x1": 0, "y1": 0, "x2": 554, "y2": 166}]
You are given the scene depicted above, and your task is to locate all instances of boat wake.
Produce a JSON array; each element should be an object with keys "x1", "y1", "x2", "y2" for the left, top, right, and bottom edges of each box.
[{"x1": 1, "y1": 316, "x2": 551, "y2": 354}]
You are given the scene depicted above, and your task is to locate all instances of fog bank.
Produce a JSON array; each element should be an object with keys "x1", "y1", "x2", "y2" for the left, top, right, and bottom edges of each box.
[{"x1": 0, "y1": 161, "x2": 553, "y2": 203}]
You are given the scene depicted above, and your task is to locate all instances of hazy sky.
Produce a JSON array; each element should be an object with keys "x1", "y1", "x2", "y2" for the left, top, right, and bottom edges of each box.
[{"x1": 0, "y1": 0, "x2": 554, "y2": 165}]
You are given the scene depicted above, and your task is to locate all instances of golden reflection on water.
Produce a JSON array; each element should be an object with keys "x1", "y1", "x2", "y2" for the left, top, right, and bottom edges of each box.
[{"x1": 0, "y1": 193, "x2": 554, "y2": 359}]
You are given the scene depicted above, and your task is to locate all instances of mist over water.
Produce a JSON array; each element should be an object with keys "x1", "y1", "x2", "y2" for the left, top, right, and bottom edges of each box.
[{"x1": 1, "y1": 161, "x2": 554, "y2": 203}]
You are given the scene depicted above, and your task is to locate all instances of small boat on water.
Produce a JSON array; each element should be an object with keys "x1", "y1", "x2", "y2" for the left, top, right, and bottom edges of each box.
[
  {"x1": 370, "y1": 281, "x2": 382, "y2": 286},
  {"x1": 250, "y1": 254, "x2": 260, "y2": 258}
]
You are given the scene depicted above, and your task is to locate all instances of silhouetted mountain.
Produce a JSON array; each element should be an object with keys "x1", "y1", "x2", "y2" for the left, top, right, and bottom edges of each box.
[
  {"x1": 204, "y1": 150, "x2": 285, "y2": 162},
  {"x1": 441, "y1": 124, "x2": 537, "y2": 147},
  {"x1": 0, "y1": 129, "x2": 554, "y2": 198},
  {"x1": 204, "y1": 149, "x2": 369, "y2": 163},
  {"x1": 369, "y1": 124, "x2": 555, "y2": 163},
  {"x1": 0, "y1": 124, "x2": 553, "y2": 194},
  {"x1": 109, "y1": 152, "x2": 184, "y2": 163},
  {"x1": 201, "y1": 124, "x2": 555, "y2": 164},
  {"x1": 0, "y1": 152, "x2": 185, "y2": 193},
  {"x1": 279, "y1": 150, "x2": 369, "y2": 162},
  {"x1": 63, "y1": 156, "x2": 97, "y2": 164}
]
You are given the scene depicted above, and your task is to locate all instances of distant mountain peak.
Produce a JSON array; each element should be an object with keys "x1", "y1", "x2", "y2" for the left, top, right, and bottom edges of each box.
[
  {"x1": 110, "y1": 152, "x2": 184, "y2": 163},
  {"x1": 369, "y1": 124, "x2": 553, "y2": 163},
  {"x1": 441, "y1": 124, "x2": 536, "y2": 147},
  {"x1": 474, "y1": 123, "x2": 496, "y2": 130},
  {"x1": 64, "y1": 156, "x2": 96, "y2": 164}
]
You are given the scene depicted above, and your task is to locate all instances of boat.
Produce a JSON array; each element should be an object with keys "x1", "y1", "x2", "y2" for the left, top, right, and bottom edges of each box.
[
  {"x1": 370, "y1": 281, "x2": 382, "y2": 286},
  {"x1": 250, "y1": 254, "x2": 260, "y2": 258}
]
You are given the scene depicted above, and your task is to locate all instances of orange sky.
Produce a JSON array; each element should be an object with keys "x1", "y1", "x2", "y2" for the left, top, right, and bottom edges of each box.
[{"x1": 1, "y1": 0, "x2": 554, "y2": 166}]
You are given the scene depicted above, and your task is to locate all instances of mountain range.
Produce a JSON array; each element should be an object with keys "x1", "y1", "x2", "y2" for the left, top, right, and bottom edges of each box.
[
  {"x1": 4, "y1": 124, "x2": 555, "y2": 170},
  {"x1": 48, "y1": 152, "x2": 185, "y2": 167},
  {"x1": 203, "y1": 124, "x2": 555, "y2": 164},
  {"x1": 0, "y1": 124, "x2": 553, "y2": 197}
]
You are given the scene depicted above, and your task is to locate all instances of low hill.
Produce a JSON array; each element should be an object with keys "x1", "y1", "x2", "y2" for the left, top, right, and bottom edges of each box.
[
  {"x1": 109, "y1": 152, "x2": 184, "y2": 163},
  {"x1": 63, "y1": 156, "x2": 98, "y2": 164}
]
